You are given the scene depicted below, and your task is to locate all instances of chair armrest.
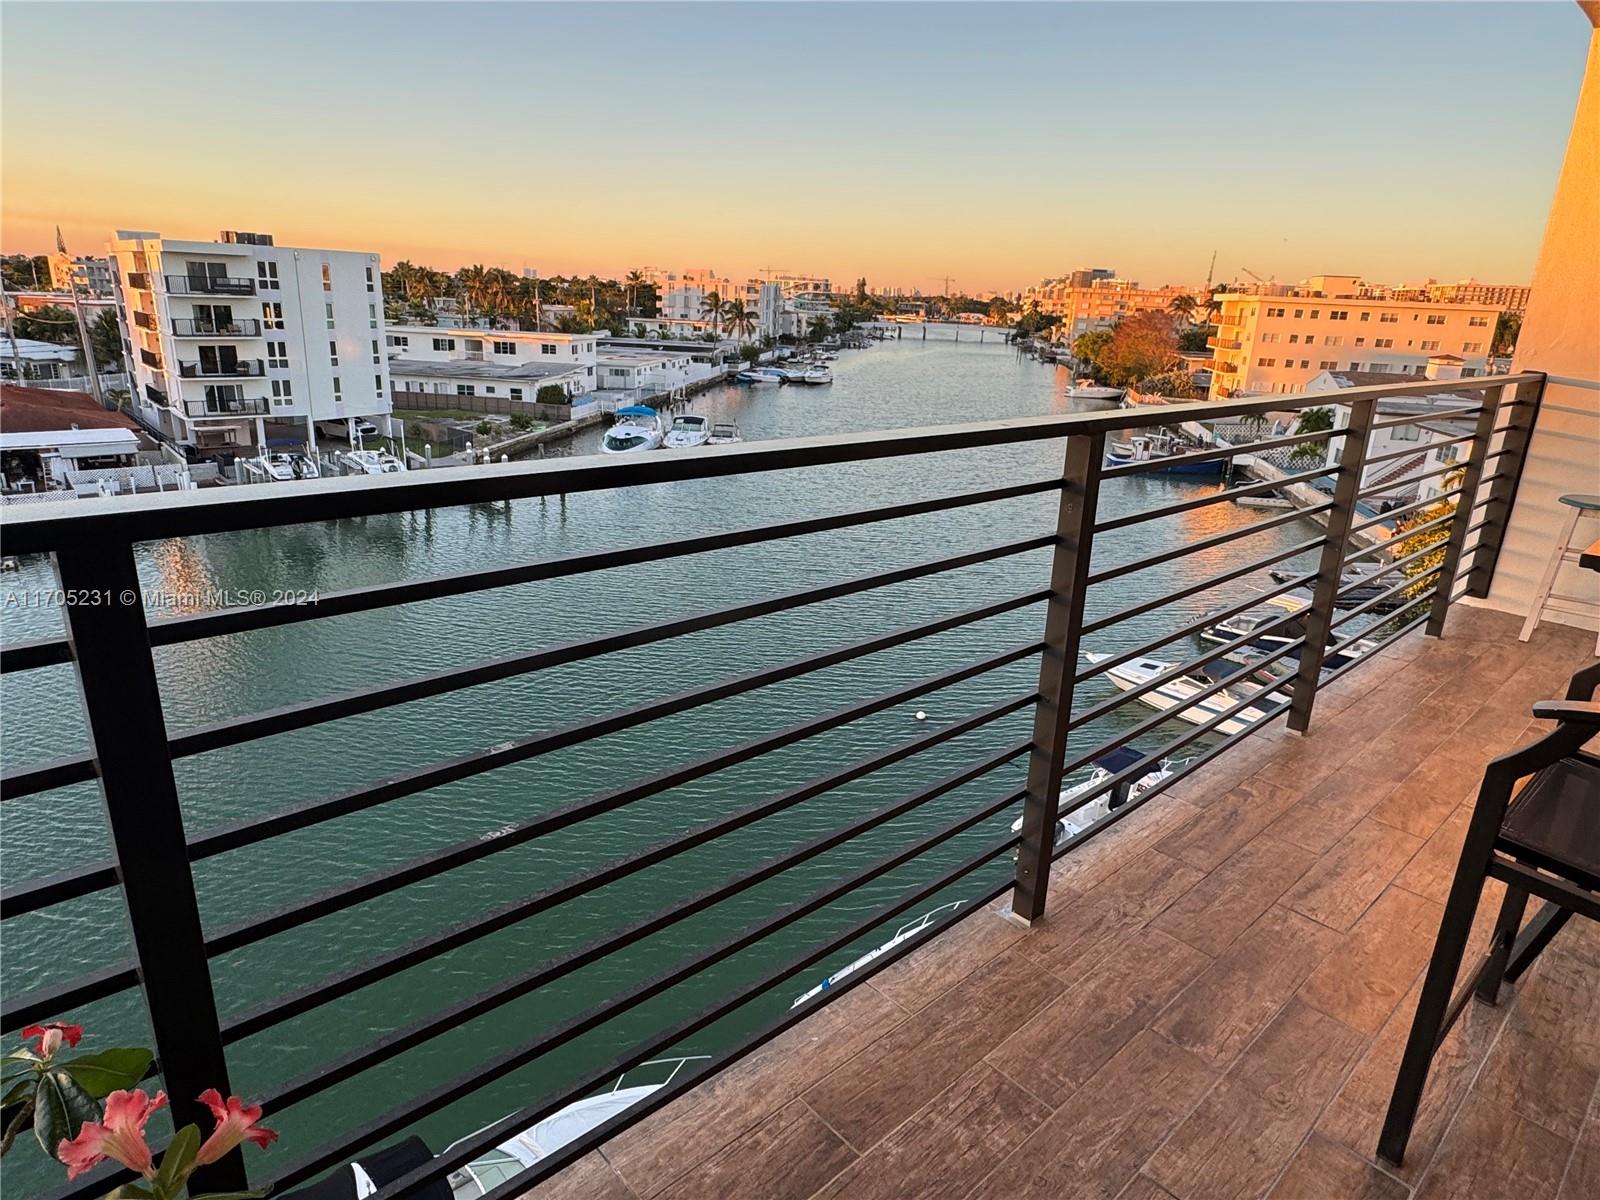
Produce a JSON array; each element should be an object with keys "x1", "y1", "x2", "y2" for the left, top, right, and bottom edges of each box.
[{"x1": 1532, "y1": 699, "x2": 1600, "y2": 726}]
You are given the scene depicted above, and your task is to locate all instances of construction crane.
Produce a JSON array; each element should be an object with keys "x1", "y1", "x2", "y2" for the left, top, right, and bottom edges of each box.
[
  {"x1": 1241, "y1": 266, "x2": 1276, "y2": 284},
  {"x1": 1204, "y1": 250, "x2": 1217, "y2": 292},
  {"x1": 931, "y1": 275, "x2": 956, "y2": 297}
]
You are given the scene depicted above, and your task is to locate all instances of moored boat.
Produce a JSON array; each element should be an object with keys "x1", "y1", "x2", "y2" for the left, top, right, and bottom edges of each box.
[
  {"x1": 735, "y1": 368, "x2": 782, "y2": 385},
  {"x1": 1085, "y1": 652, "x2": 1285, "y2": 736},
  {"x1": 801, "y1": 366, "x2": 833, "y2": 385},
  {"x1": 342, "y1": 448, "x2": 405, "y2": 474},
  {"x1": 600, "y1": 406, "x2": 664, "y2": 454},
  {"x1": 706, "y1": 422, "x2": 743, "y2": 445},
  {"x1": 1104, "y1": 431, "x2": 1225, "y2": 475},
  {"x1": 1066, "y1": 378, "x2": 1126, "y2": 406},
  {"x1": 790, "y1": 903, "x2": 963, "y2": 1009},
  {"x1": 663, "y1": 414, "x2": 711, "y2": 449},
  {"x1": 1010, "y1": 745, "x2": 1191, "y2": 853}
]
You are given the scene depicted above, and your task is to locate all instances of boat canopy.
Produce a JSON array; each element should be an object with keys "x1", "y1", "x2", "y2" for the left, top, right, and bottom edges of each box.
[
  {"x1": 1091, "y1": 745, "x2": 1148, "y2": 775},
  {"x1": 616, "y1": 406, "x2": 657, "y2": 418}
]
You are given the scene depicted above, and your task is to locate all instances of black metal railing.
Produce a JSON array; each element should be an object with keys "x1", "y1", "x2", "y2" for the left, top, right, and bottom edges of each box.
[
  {"x1": 171, "y1": 318, "x2": 263, "y2": 337},
  {"x1": 183, "y1": 393, "x2": 269, "y2": 418},
  {"x1": 127, "y1": 272, "x2": 153, "y2": 290},
  {"x1": 138, "y1": 347, "x2": 162, "y2": 370},
  {"x1": 132, "y1": 310, "x2": 157, "y2": 330},
  {"x1": 164, "y1": 274, "x2": 256, "y2": 296},
  {"x1": 178, "y1": 359, "x2": 265, "y2": 379},
  {"x1": 0, "y1": 372, "x2": 1544, "y2": 1200},
  {"x1": 144, "y1": 383, "x2": 168, "y2": 407}
]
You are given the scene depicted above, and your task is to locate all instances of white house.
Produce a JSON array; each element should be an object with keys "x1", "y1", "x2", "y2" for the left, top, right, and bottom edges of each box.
[
  {"x1": 109, "y1": 228, "x2": 393, "y2": 453},
  {"x1": 386, "y1": 326, "x2": 599, "y2": 394}
]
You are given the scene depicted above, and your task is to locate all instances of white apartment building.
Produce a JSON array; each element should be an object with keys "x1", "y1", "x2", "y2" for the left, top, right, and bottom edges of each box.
[
  {"x1": 1208, "y1": 276, "x2": 1499, "y2": 397},
  {"x1": 50, "y1": 253, "x2": 115, "y2": 297},
  {"x1": 386, "y1": 326, "x2": 599, "y2": 397},
  {"x1": 110, "y1": 229, "x2": 392, "y2": 452}
]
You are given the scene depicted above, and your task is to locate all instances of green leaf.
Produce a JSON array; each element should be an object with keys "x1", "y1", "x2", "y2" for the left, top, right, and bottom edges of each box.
[
  {"x1": 107, "y1": 1186, "x2": 157, "y2": 1200},
  {"x1": 62, "y1": 1048, "x2": 154, "y2": 1099},
  {"x1": 154, "y1": 1123, "x2": 200, "y2": 1196},
  {"x1": 0, "y1": 1073, "x2": 37, "y2": 1106},
  {"x1": 31, "y1": 1068, "x2": 99, "y2": 1154},
  {"x1": 2, "y1": 1050, "x2": 40, "y2": 1064}
]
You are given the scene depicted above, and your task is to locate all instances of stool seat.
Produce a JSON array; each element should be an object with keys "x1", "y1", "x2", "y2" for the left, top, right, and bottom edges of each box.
[
  {"x1": 1502, "y1": 753, "x2": 1600, "y2": 884},
  {"x1": 1558, "y1": 493, "x2": 1600, "y2": 511}
]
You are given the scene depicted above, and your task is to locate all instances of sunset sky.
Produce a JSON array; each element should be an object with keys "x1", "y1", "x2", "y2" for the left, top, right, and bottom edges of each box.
[{"x1": 1, "y1": 1, "x2": 1589, "y2": 292}]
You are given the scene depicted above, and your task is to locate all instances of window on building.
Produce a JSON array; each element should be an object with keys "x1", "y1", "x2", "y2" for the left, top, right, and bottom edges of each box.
[
  {"x1": 365, "y1": 266, "x2": 375, "y2": 293},
  {"x1": 1463, "y1": 367, "x2": 1480, "y2": 377},
  {"x1": 1375, "y1": 338, "x2": 1394, "y2": 348},
  {"x1": 433, "y1": 338, "x2": 456, "y2": 351},
  {"x1": 1293, "y1": 309, "x2": 1303, "y2": 318},
  {"x1": 1298, "y1": 360, "x2": 1309, "y2": 369},
  {"x1": 571, "y1": 345, "x2": 578, "y2": 355},
  {"x1": 1355, "y1": 337, "x2": 1366, "y2": 347},
  {"x1": 262, "y1": 302, "x2": 284, "y2": 330},
  {"x1": 321, "y1": 264, "x2": 332, "y2": 291},
  {"x1": 368, "y1": 303, "x2": 377, "y2": 329},
  {"x1": 492, "y1": 341, "x2": 516, "y2": 355},
  {"x1": 1469, "y1": 315, "x2": 1489, "y2": 327},
  {"x1": 325, "y1": 302, "x2": 335, "y2": 329},
  {"x1": 387, "y1": 334, "x2": 409, "y2": 348},
  {"x1": 1309, "y1": 309, "x2": 1320, "y2": 319},
  {"x1": 1288, "y1": 334, "x2": 1300, "y2": 344},
  {"x1": 1258, "y1": 357, "x2": 1276, "y2": 367},
  {"x1": 456, "y1": 384, "x2": 475, "y2": 396},
  {"x1": 1379, "y1": 312, "x2": 1398, "y2": 323},
  {"x1": 1330, "y1": 310, "x2": 1349, "y2": 321},
  {"x1": 1319, "y1": 360, "x2": 1336, "y2": 369},
  {"x1": 270, "y1": 379, "x2": 293, "y2": 406},
  {"x1": 329, "y1": 340, "x2": 340, "y2": 365},
  {"x1": 1463, "y1": 341, "x2": 1482, "y2": 353},
  {"x1": 1261, "y1": 332, "x2": 1278, "y2": 343},
  {"x1": 1371, "y1": 362, "x2": 1392, "y2": 372},
  {"x1": 540, "y1": 344, "x2": 557, "y2": 355},
  {"x1": 332, "y1": 377, "x2": 342, "y2": 398},
  {"x1": 1421, "y1": 340, "x2": 1440, "y2": 351},
  {"x1": 256, "y1": 262, "x2": 279, "y2": 290},
  {"x1": 1266, "y1": 307, "x2": 1286, "y2": 317},
  {"x1": 1426, "y1": 314, "x2": 1446, "y2": 325},
  {"x1": 1348, "y1": 362, "x2": 1364, "y2": 372},
  {"x1": 510, "y1": 388, "x2": 523, "y2": 400},
  {"x1": 1325, "y1": 336, "x2": 1343, "y2": 346},
  {"x1": 267, "y1": 340, "x2": 288, "y2": 368},
  {"x1": 1359, "y1": 311, "x2": 1371, "y2": 322},
  {"x1": 374, "y1": 374, "x2": 383, "y2": 394}
]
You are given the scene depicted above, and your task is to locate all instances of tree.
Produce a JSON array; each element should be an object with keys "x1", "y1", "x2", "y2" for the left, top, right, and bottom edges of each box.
[
  {"x1": 738, "y1": 343, "x2": 763, "y2": 364},
  {"x1": 721, "y1": 298, "x2": 757, "y2": 340},
  {"x1": 536, "y1": 384, "x2": 568, "y2": 405},
  {"x1": 1390, "y1": 468, "x2": 1466, "y2": 597},
  {"x1": 1491, "y1": 311, "x2": 1521, "y2": 358},
  {"x1": 806, "y1": 315, "x2": 833, "y2": 344},
  {"x1": 13, "y1": 305, "x2": 80, "y2": 346},
  {"x1": 1137, "y1": 370, "x2": 1195, "y2": 399},
  {"x1": 508, "y1": 411, "x2": 536, "y2": 432},
  {"x1": 0, "y1": 254, "x2": 48, "y2": 291},
  {"x1": 1098, "y1": 311, "x2": 1179, "y2": 386},
  {"x1": 1071, "y1": 328, "x2": 1115, "y2": 369},
  {"x1": 855, "y1": 277, "x2": 868, "y2": 303},
  {"x1": 1177, "y1": 327, "x2": 1210, "y2": 352},
  {"x1": 89, "y1": 309, "x2": 124, "y2": 372},
  {"x1": 698, "y1": 290, "x2": 723, "y2": 335},
  {"x1": 1288, "y1": 406, "x2": 1336, "y2": 464},
  {"x1": 625, "y1": 269, "x2": 646, "y2": 315},
  {"x1": 1167, "y1": 294, "x2": 1199, "y2": 325}
]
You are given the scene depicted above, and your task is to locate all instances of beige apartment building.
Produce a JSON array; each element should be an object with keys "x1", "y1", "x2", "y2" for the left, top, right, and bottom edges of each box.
[
  {"x1": 1421, "y1": 278, "x2": 1532, "y2": 313},
  {"x1": 1208, "y1": 277, "x2": 1500, "y2": 397},
  {"x1": 1025, "y1": 277, "x2": 1196, "y2": 340}
]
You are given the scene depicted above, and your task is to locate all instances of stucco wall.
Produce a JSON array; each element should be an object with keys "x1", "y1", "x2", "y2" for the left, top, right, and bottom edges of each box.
[{"x1": 1478, "y1": 16, "x2": 1600, "y2": 635}]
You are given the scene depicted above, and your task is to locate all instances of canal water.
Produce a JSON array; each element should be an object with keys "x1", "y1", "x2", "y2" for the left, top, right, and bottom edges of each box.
[{"x1": 0, "y1": 328, "x2": 1329, "y2": 1191}]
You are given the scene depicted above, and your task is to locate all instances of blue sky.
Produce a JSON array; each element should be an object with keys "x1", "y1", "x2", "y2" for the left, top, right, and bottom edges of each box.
[{"x1": 2, "y1": 2, "x2": 1589, "y2": 290}]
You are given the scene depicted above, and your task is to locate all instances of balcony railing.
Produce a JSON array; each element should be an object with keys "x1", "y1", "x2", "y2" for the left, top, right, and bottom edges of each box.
[
  {"x1": 143, "y1": 382, "x2": 167, "y2": 406},
  {"x1": 132, "y1": 310, "x2": 157, "y2": 330},
  {"x1": 164, "y1": 274, "x2": 257, "y2": 296},
  {"x1": 0, "y1": 372, "x2": 1544, "y2": 1200},
  {"x1": 177, "y1": 359, "x2": 265, "y2": 378},
  {"x1": 181, "y1": 392, "x2": 270, "y2": 417},
  {"x1": 171, "y1": 318, "x2": 263, "y2": 338},
  {"x1": 126, "y1": 272, "x2": 153, "y2": 290},
  {"x1": 138, "y1": 347, "x2": 162, "y2": 370}
]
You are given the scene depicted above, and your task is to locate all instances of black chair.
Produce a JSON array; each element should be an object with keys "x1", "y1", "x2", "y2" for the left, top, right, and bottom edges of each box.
[{"x1": 1378, "y1": 658, "x2": 1600, "y2": 1167}]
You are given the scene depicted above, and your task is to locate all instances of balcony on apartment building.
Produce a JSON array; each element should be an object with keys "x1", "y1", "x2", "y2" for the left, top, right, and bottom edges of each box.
[
  {"x1": 163, "y1": 273, "x2": 257, "y2": 296},
  {"x1": 170, "y1": 317, "x2": 264, "y2": 337},
  {"x1": 177, "y1": 358, "x2": 265, "y2": 379},
  {"x1": 182, "y1": 386, "x2": 270, "y2": 417},
  {"x1": 2, "y1": 352, "x2": 1595, "y2": 1200}
]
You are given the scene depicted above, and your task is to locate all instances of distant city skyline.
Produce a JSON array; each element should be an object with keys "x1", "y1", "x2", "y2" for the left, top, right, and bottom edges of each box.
[{"x1": 1, "y1": 2, "x2": 1588, "y2": 291}]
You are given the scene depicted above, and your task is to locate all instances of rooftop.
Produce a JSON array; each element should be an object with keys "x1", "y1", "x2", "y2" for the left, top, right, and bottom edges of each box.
[
  {"x1": 385, "y1": 359, "x2": 581, "y2": 382},
  {"x1": 553, "y1": 608, "x2": 1599, "y2": 1200},
  {"x1": 0, "y1": 383, "x2": 140, "y2": 434}
]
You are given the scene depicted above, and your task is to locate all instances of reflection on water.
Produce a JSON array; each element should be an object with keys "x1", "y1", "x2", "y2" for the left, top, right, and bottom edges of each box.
[{"x1": 0, "y1": 331, "x2": 1324, "y2": 1190}]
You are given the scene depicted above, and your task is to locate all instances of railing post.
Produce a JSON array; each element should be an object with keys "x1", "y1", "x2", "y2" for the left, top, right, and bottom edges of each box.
[
  {"x1": 1464, "y1": 374, "x2": 1544, "y2": 599},
  {"x1": 53, "y1": 542, "x2": 246, "y2": 1193},
  {"x1": 1011, "y1": 431, "x2": 1102, "y2": 925},
  {"x1": 1287, "y1": 397, "x2": 1375, "y2": 735},
  {"x1": 1424, "y1": 384, "x2": 1505, "y2": 637}
]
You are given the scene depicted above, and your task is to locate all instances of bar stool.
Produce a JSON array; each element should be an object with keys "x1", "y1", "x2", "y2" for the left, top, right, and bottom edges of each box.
[{"x1": 1520, "y1": 493, "x2": 1600, "y2": 654}]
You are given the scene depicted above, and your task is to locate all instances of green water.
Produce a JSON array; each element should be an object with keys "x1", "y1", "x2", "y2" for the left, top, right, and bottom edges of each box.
[{"x1": 0, "y1": 331, "x2": 1326, "y2": 1193}]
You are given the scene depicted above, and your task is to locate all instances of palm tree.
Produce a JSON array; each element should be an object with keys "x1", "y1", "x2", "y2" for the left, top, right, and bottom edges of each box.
[
  {"x1": 456, "y1": 265, "x2": 491, "y2": 323},
  {"x1": 721, "y1": 298, "x2": 757, "y2": 341},
  {"x1": 698, "y1": 289, "x2": 723, "y2": 336},
  {"x1": 1167, "y1": 294, "x2": 1199, "y2": 325},
  {"x1": 625, "y1": 269, "x2": 646, "y2": 315}
]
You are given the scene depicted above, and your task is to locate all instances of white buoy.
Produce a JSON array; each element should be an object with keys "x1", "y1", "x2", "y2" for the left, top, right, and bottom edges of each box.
[{"x1": 914, "y1": 710, "x2": 927, "y2": 721}]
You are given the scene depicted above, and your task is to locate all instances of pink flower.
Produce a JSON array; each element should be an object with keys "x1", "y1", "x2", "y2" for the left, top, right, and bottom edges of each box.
[
  {"x1": 21, "y1": 1022, "x2": 84, "y2": 1058},
  {"x1": 56, "y1": 1088, "x2": 166, "y2": 1181},
  {"x1": 193, "y1": 1089, "x2": 278, "y2": 1166}
]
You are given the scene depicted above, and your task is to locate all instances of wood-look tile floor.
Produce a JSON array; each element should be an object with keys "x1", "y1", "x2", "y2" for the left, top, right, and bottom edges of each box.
[{"x1": 529, "y1": 607, "x2": 1600, "y2": 1200}]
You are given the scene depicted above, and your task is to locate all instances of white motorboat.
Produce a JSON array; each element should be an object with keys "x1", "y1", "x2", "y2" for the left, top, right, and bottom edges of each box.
[
  {"x1": 342, "y1": 449, "x2": 406, "y2": 474},
  {"x1": 445, "y1": 1057, "x2": 709, "y2": 1198},
  {"x1": 801, "y1": 366, "x2": 833, "y2": 385},
  {"x1": 790, "y1": 902, "x2": 963, "y2": 1009},
  {"x1": 600, "y1": 406, "x2": 664, "y2": 454},
  {"x1": 735, "y1": 368, "x2": 783, "y2": 385},
  {"x1": 1009, "y1": 746, "x2": 1190, "y2": 853},
  {"x1": 1066, "y1": 379, "x2": 1126, "y2": 406},
  {"x1": 706, "y1": 422, "x2": 743, "y2": 445},
  {"x1": 258, "y1": 451, "x2": 319, "y2": 481},
  {"x1": 1201, "y1": 595, "x2": 1378, "y2": 673},
  {"x1": 663, "y1": 414, "x2": 711, "y2": 449},
  {"x1": 1085, "y1": 652, "x2": 1285, "y2": 736}
]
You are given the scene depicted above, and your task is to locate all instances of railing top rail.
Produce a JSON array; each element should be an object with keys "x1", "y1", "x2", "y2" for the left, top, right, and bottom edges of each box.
[{"x1": 0, "y1": 372, "x2": 1539, "y2": 556}]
